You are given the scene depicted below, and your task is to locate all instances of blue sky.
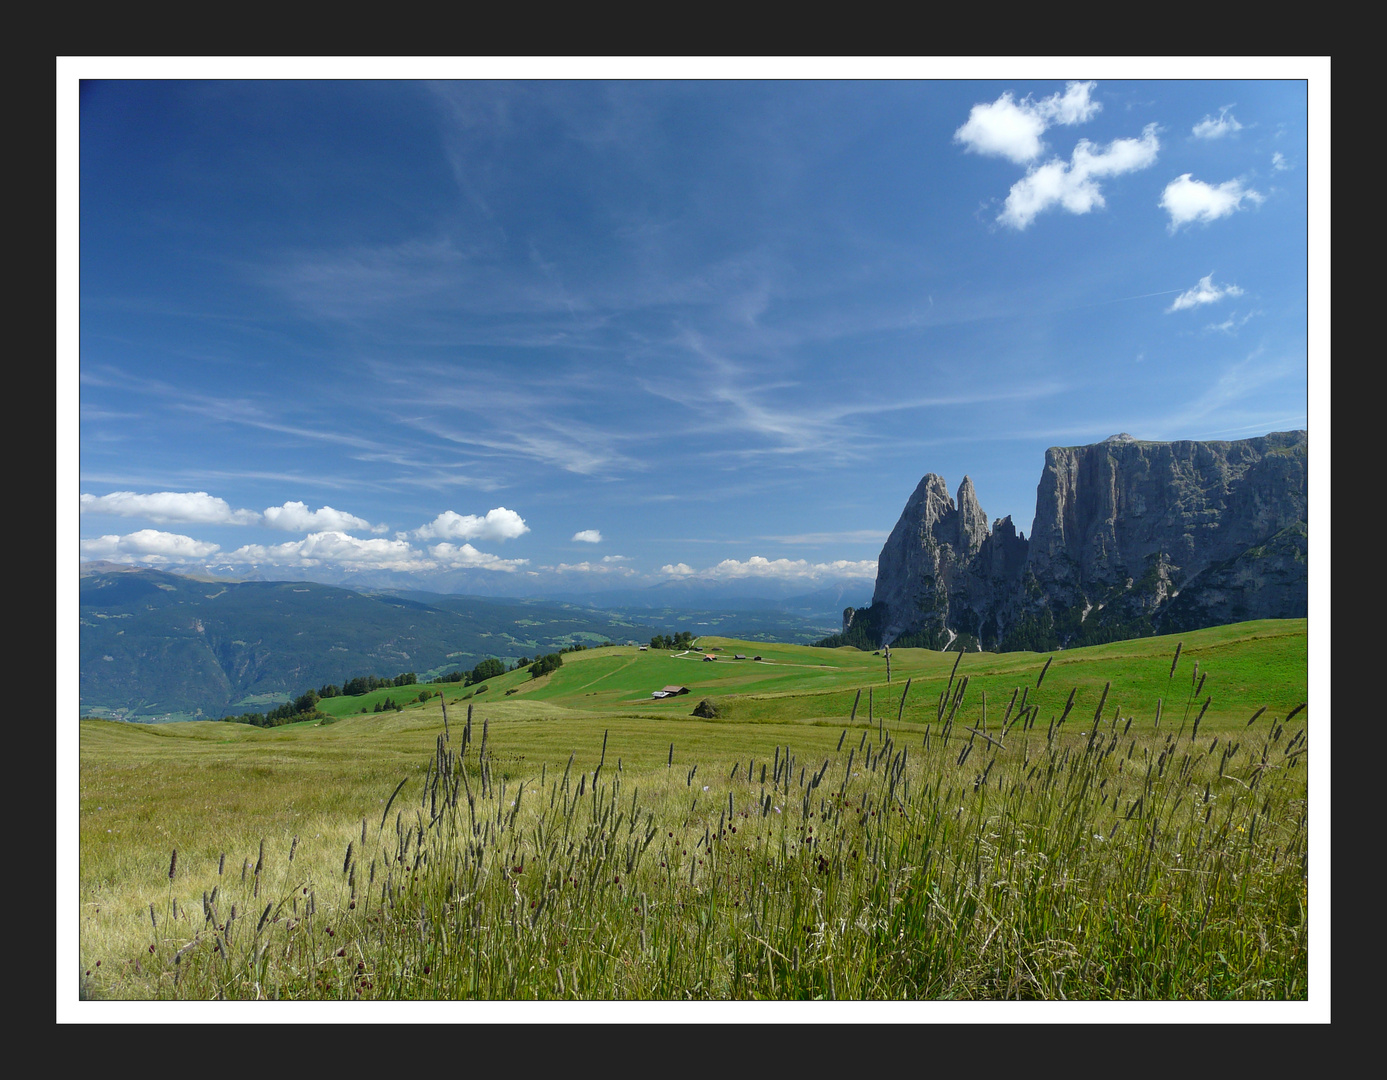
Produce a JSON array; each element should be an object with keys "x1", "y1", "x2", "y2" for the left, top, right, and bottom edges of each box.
[{"x1": 68, "y1": 66, "x2": 1320, "y2": 599}]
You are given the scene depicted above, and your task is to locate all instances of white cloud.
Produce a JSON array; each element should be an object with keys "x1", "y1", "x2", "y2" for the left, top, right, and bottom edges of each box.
[
  {"x1": 80, "y1": 529, "x2": 221, "y2": 565},
  {"x1": 227, "y1": 531, "x2": 433, "y2": 572},
  {"x1": 1192, "y1": 107, "x2": 1243, "y2": 139},
  {"x1": 663, "y1": 556, "x2": 878, "y2": 582},
  {"x1": 79, "y1": 490, "x2": 258, "y2": 526},
  {"x1": 758, "y1": 529, "x2": 889, "y2": 545},
  {"x1": 427, "y1": 541, "x2": 528, "y2": 572},
  {"x1": 414, "y1": 507, "x2": 530, "y2": 542},
  {"x1": 551, "y1": 560, "x2": 637, "y2": 575},
  {"x1": 1205, "y1": 310, "x2": 1259, "y2": 334},
  {"x1": 1272, "y1": 151, "x2": 1290, "y2": 171},
  {"x1": 1159, "y1": 174, "x2": 1264, "y2": 230},
  {"x1": 262, "y1": 501, "x2": 383, "y2": 533},
  {"x1": 1167, "y1": 274, "x2": 1245, "y2": 313},
  {"x1": 1045, "y1": 81, "x2": 1102, "y2": 125},
  {"x1": 601, "y1": 554, "x2": 629, "y2": 563},
  {"x1": 572, "y1": 529, "x2": 603, "y2": 543},
  {"x1": 955, "y1": 82, "x2": 1101, "y2": 164},
  {"x1": 999, "y1": 124, "x2": 1160, "y2": 230}
]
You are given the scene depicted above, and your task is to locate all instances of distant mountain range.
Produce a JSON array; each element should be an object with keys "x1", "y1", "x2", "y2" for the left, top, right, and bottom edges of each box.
[
  {"x1": 77, "y1": 565, "x2": 866, "y2": 720},
  {"x1": 193, "y1": 560, "x2": 875, "y2": 610}
]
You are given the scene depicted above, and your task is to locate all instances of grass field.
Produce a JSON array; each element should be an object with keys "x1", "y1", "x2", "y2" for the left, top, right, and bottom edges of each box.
[{"x1": 73, "y1": 620, "x2": 1311, "y2": 1004}]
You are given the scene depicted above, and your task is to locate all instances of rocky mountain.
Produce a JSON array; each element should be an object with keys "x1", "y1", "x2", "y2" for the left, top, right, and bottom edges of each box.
[{"x1": 832, "y1": 431, "x2": 1307, "y2": 652}]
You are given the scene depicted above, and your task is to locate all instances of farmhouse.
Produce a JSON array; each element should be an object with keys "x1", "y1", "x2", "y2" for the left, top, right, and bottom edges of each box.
[
  {"x1": 703, "y1": 654, "x2": 716, "y2": 661},
  {"x1": 652, "y1": 684, "x2": 690, "y2": 698}
]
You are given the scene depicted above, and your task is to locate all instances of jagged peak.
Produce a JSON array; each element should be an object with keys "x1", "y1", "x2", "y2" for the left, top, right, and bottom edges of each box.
[
  {"x1": 871, "y1": 429, "x2": 1303, "y2": 652},
  {"x1": 902, "y1": 472, "x2": 953, "y2": 516}
]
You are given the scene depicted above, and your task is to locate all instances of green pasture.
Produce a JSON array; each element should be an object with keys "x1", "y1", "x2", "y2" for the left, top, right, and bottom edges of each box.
[
  {"x1": 312, "y1": 619, "x2": 1306, "y2": 734},
  {"x1": 76, "y1": 619, "x2": 1309, "y2": 1001}
]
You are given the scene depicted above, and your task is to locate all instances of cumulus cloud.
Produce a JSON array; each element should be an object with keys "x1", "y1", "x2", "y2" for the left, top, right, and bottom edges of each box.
[
  {"x1": 262, "y1": 501, "x2": 383, "y2": 533},
  {"x1": 415, "y1": 507, "x2": 529, "y2": 542},
  {"x1": 661, "y1": 556, "x2": 878, "y2": 582},
  {"x1": 955, "y1": 82, "x2": 1101, "y2": 164},
  {"x1": 572, "y1": 530, "x2": 603, "y2": 543},
  {"x1": 998, "y1": 124, "x2": 1160, "y2": 229},
  {"x1": 1159, "y1": 174, "x2": 1264, "y2": 230},
  {"x1": 1192, "y1": 107, "x2": 1243, "y2": 139},
  {"x1": 80, "y1": 491, "x2": 258, "y2": 526},
  {"x1": 1167, "y1": 274, "x2": 1245, "y2": 313},
  {"x1": 427, "y1": 542, "x2": 529, "y2": 572},
  {"x1": 226, "y1": 531, "x2": 434, "y2": 572},
  {"x1": 80, "y1": 529, "x2": 221, "y2": 565}
]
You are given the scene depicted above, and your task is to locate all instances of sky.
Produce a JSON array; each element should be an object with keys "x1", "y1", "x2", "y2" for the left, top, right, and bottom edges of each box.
[{"x1": 67, "y1": 64, "x2": 1321, "y2": 600}]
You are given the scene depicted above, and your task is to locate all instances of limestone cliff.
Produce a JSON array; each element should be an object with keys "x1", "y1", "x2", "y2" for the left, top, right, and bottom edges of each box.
[{"x1": 844, "y1": 430, "x2": 1307, "y2": 652}]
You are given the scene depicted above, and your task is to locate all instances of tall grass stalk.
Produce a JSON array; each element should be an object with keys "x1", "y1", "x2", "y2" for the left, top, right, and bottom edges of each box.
[{"x1": 129, "y1": 672, "x2": 1307, "y2": 1001}]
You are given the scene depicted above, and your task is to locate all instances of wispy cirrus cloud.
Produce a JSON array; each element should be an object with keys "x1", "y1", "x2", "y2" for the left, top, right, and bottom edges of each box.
[
  {"x1": 1167, "y1": 274, "x2": 1244, "y2": 313},
  {"x1": 1205, "y1": 310, "x2": 1259, "y2": 334},
  {"x1": 1143, "y1": 350, "x2": 1304, "y2": 437},
  {"x1": 381, "y1": 360, "x2": 646, "y2": 477},
  {"x1": 757, "y1": 529, "x2": 889, "y2": 545},
  {"x1": 1159, "y1": 174, "x2": 1264, "y2": 230},
  {"x1": 642, "y1": 332, "x2": 1065, "y2": 463}
]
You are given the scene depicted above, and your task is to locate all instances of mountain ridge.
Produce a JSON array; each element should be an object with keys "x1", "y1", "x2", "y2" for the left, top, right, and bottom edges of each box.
[
  {"x1": 77, "y1": 568, "x2": 853, "y2": 719},
  {"x1": 833, "y1": 430, "x2": 1307, "y2": 652}
]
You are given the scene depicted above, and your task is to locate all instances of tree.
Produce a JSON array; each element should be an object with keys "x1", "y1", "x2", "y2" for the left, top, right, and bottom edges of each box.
[
  {"x1": 470, "y1": 658, "x2": 506, "y2": 684},
  {"x1": 529, "y1": 653, "x2": 563, "y2": 679}
]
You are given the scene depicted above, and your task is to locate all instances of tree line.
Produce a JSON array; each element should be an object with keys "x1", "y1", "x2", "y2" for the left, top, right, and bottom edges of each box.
[
  {"x1": 214, "y1": 640, "x2": 612, "y2": 727},
  {"x1": 648, "y1": 631, "x2": 695, "y2": 650}
]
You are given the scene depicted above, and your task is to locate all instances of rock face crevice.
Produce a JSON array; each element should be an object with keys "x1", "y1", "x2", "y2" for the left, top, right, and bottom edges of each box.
[{"x1": 844, "y1": 430, "x2": 1307, "y2": 652}]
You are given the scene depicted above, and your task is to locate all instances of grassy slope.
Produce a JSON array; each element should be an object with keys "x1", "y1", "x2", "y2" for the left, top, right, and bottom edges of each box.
[
  {"x1": 476, "y1": 619, "x2": 1306, "y2": 730},
  {"x1": 77, "y1": 619, "x2": 1308, "y2": 998}
]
